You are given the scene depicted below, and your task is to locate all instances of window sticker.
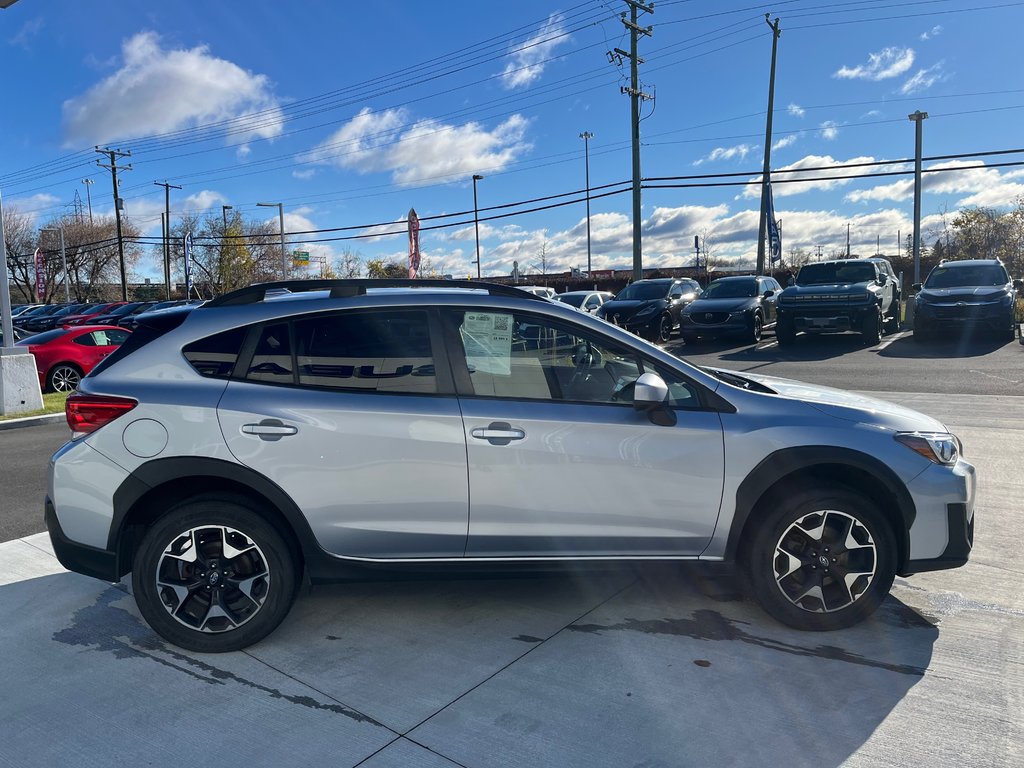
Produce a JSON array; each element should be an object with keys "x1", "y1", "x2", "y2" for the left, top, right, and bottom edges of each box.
[{"x1": 462, "y1": 312, "x2": 513, "y2": 375}]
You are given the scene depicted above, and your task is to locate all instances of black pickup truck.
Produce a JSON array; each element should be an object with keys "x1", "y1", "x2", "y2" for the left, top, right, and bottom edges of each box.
[{"x1": 776, "y1": 258, "x2": 901, "y2": 345}]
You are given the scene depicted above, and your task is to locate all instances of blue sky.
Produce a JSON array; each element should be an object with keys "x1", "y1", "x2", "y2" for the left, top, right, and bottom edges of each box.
[{"x1": 3, "y1": 0, "x2": 1024, "y2": 279}]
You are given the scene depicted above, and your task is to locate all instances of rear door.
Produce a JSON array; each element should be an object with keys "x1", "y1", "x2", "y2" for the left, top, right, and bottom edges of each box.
[
  {"x1": 214, "y1": 308, "x2": 469, "y2": 559},
  {"x1": 444, "y1": 308, "x2": 725, "y2": 558}
]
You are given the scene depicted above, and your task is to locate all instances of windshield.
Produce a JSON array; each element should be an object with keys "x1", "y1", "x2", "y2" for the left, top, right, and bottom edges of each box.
[
  {"x1": 616, "y1": 282, "x2": 669, "y2": 301},
  {"x1": 701, "y1": 280, "x2": 756, "y2": 299},
  {"x1": 107, "y1": 303, "x2": 143, "y2": 316},
  {"x1": 925, "y1": 264, "x2": 1008, "y2": 288},
  {"x1": 797, "y1": 262, "x2": 876, "y2": 285},
  {"x1": 555, "y1": 294, "x2": 585, "y2": 307}
]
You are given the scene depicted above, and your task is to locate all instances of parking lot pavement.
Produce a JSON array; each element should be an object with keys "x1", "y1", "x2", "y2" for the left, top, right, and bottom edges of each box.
[{"x1": 1, "y1": 390, "x2": 1022, "y2": 767}]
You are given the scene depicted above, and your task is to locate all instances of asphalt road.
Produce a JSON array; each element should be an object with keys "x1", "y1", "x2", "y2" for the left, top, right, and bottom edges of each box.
[{"x1": 0, "y1": 422, "x2": 68, "y2": 542}]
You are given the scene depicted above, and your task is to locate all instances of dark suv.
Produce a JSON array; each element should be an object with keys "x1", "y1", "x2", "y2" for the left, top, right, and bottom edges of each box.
[
  {"x1": 777, "y1": 259, "x2": 900, "y2": 345},
  {"x1": 913, "y1": 259, "x2": 1020, "y2": 342},
  {"x1": 596, "y1": 278, "x2": 700, "y2": 342}
]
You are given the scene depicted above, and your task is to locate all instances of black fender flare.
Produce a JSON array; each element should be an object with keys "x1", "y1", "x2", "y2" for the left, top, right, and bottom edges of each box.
[{"x1": 724, "y1": 446, "x2": 917, "y2": 563}]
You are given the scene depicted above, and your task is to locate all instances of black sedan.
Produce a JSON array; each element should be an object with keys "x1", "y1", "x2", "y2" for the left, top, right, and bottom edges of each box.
[
  {"x1": 680, "y1": 275, "x2": 782, "y2": 344},
  {"x1": 596, "y1": 278, "x2": 700, "y2": 342}
]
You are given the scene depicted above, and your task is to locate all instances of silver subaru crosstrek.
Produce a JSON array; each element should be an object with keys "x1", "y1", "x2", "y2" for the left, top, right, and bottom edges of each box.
[{"x1": 46, "y1": 279, "x2": 975, "y2": 652}]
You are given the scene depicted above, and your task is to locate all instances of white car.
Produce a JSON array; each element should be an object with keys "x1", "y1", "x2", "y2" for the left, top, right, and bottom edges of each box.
[
  {"x1": 554, "y1": 290, "x2": 615, "y2": 313},
  {"x1": 518, "y1": 285, "x2": 556, "y2": 299}
]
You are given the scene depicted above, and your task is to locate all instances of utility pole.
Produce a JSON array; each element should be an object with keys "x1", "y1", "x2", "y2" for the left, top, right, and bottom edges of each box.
[
  {"x1": 472, "y1": 174, "x2": 484, "y2": 279},
  {"x1": 615, "y1": 0, "x2": 653, "y2": 282},
  {"x1": 81, "y1": 178, "x2": 94, "y2": 224},
  {"x1": 257, "y1": 202, "x2": 287, "y2": 279},
  {"x1": 846, "y1": 222, "x2": 851, "y2": 257},
  {"x1": 756, "y1": 14, "x2": 782, "y2": 276},
  {"x1": 160, "y1": 213, "x2": 168, "y2": 299},
  {"x1": 154, "y1": 181, "x2": 181, "y2": 301},
  {"x1": 579, "y1": 131, "x2": 594, "y2": 276},
  {"x1": 908, "y1": 111, "x2": 928, "y2": 283},
  {"x1": 96, "y1": 147, "x2": 131, "y2": 300}
]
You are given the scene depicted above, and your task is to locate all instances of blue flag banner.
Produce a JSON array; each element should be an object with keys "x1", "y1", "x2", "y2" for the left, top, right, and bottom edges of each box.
[
  {"x1": 183, "y1": 231, "x2": 194, "y2": 297},
  {"x1": 766, "y1": 183, "x2": 782, "y2": 264}
]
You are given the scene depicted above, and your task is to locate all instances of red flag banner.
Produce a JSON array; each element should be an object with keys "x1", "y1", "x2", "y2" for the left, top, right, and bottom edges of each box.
[
  {"x1": 408, "y1": 207, "x2": 421, "y2": 279},
  {"x1": 34, "y1": 248, "x2": 46, "y2": 300}
]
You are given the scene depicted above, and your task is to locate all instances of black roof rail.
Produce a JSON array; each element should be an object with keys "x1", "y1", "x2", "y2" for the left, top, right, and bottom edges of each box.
[{"x1": 204, "y1": 278, "x2": 550, "y2": 307}]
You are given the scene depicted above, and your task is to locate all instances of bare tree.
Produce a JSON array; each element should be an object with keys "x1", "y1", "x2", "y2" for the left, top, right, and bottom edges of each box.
[{"x1": 332, "y1": 248, "x2": 364, "y2": 278}]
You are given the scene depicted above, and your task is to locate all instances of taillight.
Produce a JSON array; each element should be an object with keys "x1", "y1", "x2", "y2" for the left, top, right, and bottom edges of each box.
[{"x1": 65, "y1": 394, "x2": 137, "y2": 438}]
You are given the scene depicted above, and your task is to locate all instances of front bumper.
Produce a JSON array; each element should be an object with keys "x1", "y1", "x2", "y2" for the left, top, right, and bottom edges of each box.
[
  {"x1": 778, "y1": 303, "x2": 875, "y2": 333},
  {"x1": 915, "y1": 302, "x2": 1011, "y2": 331},
  {"x1": 899, "y1": 457, "x2": 975, "y2": 576},
  {"x1": 45, "y1": 496, "x2": 120, "y2": 582},
  {"x1": 681, "y1": 312, "x2": 749, "y2": 336},
  {"x1": 601, "y1": 312, "x2": 661, "y2": 334}
]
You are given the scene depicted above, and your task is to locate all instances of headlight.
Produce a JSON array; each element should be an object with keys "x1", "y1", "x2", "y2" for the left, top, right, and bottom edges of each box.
[
  {"x1": 635, "y1": 305, "x2": 658, "y2": 318},
  {"x1": 895, "y1": 431, "x2": 961, "y2": 465}
]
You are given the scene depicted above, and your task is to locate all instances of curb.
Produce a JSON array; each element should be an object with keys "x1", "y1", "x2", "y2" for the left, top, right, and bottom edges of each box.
[{"x1": 0, "y1": 413, "x2": 65, "y2": 432}]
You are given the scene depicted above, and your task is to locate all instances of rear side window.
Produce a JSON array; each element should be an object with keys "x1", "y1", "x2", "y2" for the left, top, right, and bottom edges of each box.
[
  {"x1": 293, "y1": 310, "x2": 437, "y2": 394},
  {"x1": 246, "y1": 324, "x2": 293, "y2": 384},
  {"x1": 183, "y1": 327, "x2": 247, "y2": 379}
]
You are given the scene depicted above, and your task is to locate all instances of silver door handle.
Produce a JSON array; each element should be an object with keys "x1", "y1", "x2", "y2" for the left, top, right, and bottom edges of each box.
[
  {"x1": 241, "y1": 420, "x2": 297, "y2": 441},
  {"x1": 471, "y1": 422, "x2": 525, "y2": 445}
]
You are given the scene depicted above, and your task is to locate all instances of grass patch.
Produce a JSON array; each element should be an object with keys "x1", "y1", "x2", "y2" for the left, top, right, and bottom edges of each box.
[{"x1": 0, "y1": 390, "x2": 69, "y2": 422}]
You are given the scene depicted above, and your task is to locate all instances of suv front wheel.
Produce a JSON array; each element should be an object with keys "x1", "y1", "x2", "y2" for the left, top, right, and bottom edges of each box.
[
  {"x1": 132, "y1": 496, "x2": 300, "y2": 653},
  {"x1": 742, "y1": 487, "x2": 897, "y2": 631}
]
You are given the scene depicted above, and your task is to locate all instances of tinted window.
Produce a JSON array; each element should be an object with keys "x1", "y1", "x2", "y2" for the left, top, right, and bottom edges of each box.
[
  {"x1": 247, "y1": 323, "x2": 293, "y2": 384},
  {"x1": 555, "y1": 294, "x2": 586, "y2": 308},
  {"x1": 91, "y1": 329, "x2": 129, "y2": 346},
  {"x1": 183, "y1": 327, "x2": 247, "y2": 379},
  {"x1": 702, "y1": 279, "x2": 756, "y2": 299},
  {"x1": 615, "y1": 282, "x2": 670, "y2": 301},
  {"x1": 293, "y1": 310, "x2": 436, "y2": 394},
  {"x1": 451, "y1": 310, "x2": 698, "y2": 407},
  {"x1": 925, "y1": 264, "x2": 1009, "y2": 288},
  {"x1": 797, "y1": 262, "x2": 875, "y2": 285}
]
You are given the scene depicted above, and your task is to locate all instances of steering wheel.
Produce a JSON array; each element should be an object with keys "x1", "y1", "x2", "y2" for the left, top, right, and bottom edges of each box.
[{"x1": 568, "y1": 342, "x2": 602, "y2": 388}]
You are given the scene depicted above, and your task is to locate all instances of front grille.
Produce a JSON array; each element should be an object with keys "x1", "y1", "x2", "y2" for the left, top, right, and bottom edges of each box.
[{"x1": 692, "y1": 312, "x2": 730, "y2": 325}]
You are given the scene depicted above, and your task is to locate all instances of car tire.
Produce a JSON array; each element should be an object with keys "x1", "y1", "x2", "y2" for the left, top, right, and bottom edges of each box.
[
  {"x1": 776, "y1": 319, "x2": 796, "y2": 346},
  {"x1": 47, "y1": 363, "x2": 82, "y2": 393},
  {"x1": 132, "y1": 496, "x2": 301, "y2": 653},
  {"x1": 861, "y1": 308, "x2": 882, "y2": 345},
  {"x1": 885, "y1": 297, "x2": 901, "y2": 333},
  {"x1": 1000, "y1": 314, "x2": 1016, "y2": 343},
  {"x1": 655, "y1": 313, "x2": 673, "y2": 343},
  {"x1": 747, "y1": 312, "x2": 763, "y2": 344},
  {"x1": 741, "y1": 486, "x2": 897, "y2": 631}
]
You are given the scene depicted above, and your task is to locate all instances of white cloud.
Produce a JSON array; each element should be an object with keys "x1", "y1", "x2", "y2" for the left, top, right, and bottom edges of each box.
[
  {"x1": 834, "y1": 46, "x2": 915, "y2": 81},
  {"x1": 861, "y1": 109, "x2": 883, "y2": 119},
  {"x1": 787, "y1": 103, "x2": 805, "y2": 118},
  {"x1": 920, "y1": 25, "x2": 943, "y2": 41},
  {"x1": 499, "y1": 14, "x2": 569, "y2": 89},
  {"x1": 845, "y1": 160, "x2": 1024, "y2": 208},
  {"x1": 819, "y1": 121, "x2": 840, "y2": 140},
  {"x1": 292, "y1": 168, "x2": 317, "y2": 180},
  {"x1": 304, "y1": 107, "x2": 531, "y2": 186},
  {"x1": 900, "y1": 62, "x2": 945, "y2": 94},
  {"x1": 62, "y1": 31, "x2": 284, "y2": 147},
  {"x1": 742, "y1": 154, "x2": 879, "y2": 199},
  {"x1": 8, "y1": 18, "x2": 44, "y2": 48},
  {"x1": 9, "y1": 193, "x2": 61, "y2": 224},
  {"x1": 693, "y1": 143, "x2": 755, "y2": 166},
  {"x1": 772, "y1": 134, "x2": 798, "y2": 152}
]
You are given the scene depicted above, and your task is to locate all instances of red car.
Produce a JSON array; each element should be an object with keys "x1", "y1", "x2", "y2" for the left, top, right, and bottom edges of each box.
[
  {"x1": 63, "y1": 302, "x2": 129, "y2": 327},
  {"x1": 16, "y1": 325, "x2": 131, "y2": 392}
]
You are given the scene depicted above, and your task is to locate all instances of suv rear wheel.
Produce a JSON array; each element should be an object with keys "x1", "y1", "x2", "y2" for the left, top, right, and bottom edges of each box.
[
  {"x1": 132, "y1": 496, "x2": 300, "y2": 653},
  {"x1": 742, "y1": 487, "x2": 896, "y2": 631}
]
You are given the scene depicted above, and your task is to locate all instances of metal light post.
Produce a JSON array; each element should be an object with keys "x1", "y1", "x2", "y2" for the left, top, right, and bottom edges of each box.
[
  {"x1": 908, "y1": 111, "x2": 929, "y2": 284},
  {"x1": 579, "y1": 131, "x2": 594, "y2": 276},
  {"x1": 257, "y1": 202, "x2": 287, "y2": 279},
  {"x1": 41, "y1": 226, "x2": 71, "y2": 302},
  {"x1": 222, "y1": 204, "x2": 232, "y2": 231},
  {"x1": 472, "y1": 174, "x2": 484, "y2": 280},
  {"x1": 81, "y1": 178, "x2": 94, "y2": 224}
]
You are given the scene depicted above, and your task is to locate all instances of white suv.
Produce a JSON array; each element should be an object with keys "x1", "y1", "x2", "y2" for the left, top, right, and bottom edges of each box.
[{"x1": 46, "y1": 279, "x2": 975, "y2": 652}]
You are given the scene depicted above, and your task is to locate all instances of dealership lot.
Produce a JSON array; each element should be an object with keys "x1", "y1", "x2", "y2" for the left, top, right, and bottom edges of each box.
[{"x1": 1, "y1": 334, "x2": 1022, "y2": 767}]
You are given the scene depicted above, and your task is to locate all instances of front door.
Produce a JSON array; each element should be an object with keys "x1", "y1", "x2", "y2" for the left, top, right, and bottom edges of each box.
[{"x1": 444, "y1": 308, "x2": 726, "y2": 558}]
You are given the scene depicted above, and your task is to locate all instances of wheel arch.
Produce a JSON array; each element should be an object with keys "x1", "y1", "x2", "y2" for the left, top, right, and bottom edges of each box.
[
  {"x1": 109, "y1": 457, "x2": 324, "y2": 579},
  {"x1": 725, "y1": 446, "x2": 915, "y2": 569}
]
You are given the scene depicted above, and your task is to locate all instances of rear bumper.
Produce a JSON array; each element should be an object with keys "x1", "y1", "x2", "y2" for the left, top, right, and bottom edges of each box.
[{"x1": 45, "y1": 496, "x2": 120, "y2": 582}]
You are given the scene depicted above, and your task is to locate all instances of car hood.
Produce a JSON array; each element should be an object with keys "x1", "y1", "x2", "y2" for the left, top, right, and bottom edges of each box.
[
  {"x1": 718, "y1": 369, "x2": 946, "y2": 432},
  {"x1": 918, "y1": 286, "x2": 1008, "y2": 301},
  {"x1": 601, "y1": 299, "x2": 665, "y2": 315},
  {"x1": 686, "y1": 297, "x2": 754, "y2": 313}
]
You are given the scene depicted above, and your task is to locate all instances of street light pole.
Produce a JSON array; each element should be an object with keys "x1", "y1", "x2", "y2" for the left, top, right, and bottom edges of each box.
[
  {"x1": 579, "y1": 131, "x2": 594, "y2": 276},
  {"x1": 756, "y1": 14, "x2": 782, "y2": 276},
  {"x1": 257, "y1": 202, "x2": 287, "y2": 280},
  {"x1": 81, "y1": 178, "x2": 94, "y2": 224},
  {"x1": 908, "y1": 110, "x2": 929, "y2": 284},
  {"x1": 472, "y1": 174, "x2": 484, "y2": 280},
  {"x1": 41, "y1": 226, "x2": 70, "y2": 303}
]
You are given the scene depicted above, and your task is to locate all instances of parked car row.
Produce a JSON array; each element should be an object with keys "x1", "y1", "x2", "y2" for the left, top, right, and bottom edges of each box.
[
  {"x1": 15, "y1": 325, "x2": 132, "y2": 392},
  {"x1": 10, "y1": 299, "x2": 201, "y2": 335}
]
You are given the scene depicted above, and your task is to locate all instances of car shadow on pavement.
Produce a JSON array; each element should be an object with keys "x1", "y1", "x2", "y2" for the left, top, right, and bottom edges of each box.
[
  {"x1": 713, "y1": 333, "x2": 871, "y2": 363},
  {"x1": 879, "y1": 333, "x2": 1010, "y2": 359},
  {"x1": 6, "y1": 563, "x2": 939, "y2": 768}
]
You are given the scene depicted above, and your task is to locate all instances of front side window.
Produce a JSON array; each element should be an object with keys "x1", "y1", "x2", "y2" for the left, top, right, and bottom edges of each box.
[
  {"x1": 292, "y1": 310, "x2": 436, "y2": 394},
  {"x1": 450, "y1": 309, "x2": 699, "y2": 407}
]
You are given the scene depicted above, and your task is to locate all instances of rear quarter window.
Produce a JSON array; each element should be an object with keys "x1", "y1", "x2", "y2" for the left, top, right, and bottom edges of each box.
[{"x1": 183, "y1": 327, "x2": 248, "y2": 379}]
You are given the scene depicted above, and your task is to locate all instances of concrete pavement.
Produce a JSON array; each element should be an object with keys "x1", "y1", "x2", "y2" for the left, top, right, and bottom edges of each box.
[{"x1": 0, "y1": 391, "x2": 1021, "y2": 767}]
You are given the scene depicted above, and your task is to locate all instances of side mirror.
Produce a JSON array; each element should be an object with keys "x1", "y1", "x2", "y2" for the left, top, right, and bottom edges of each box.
[
  {"x1": 912, "y1": 282, "x2": 923, "y2": 291},
  {"x1": 762, "y1": 289, "x2": 774, "y2": 298},
  {"x1": 633, "y1": 372, "x2": 676, "y2": 425}
]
